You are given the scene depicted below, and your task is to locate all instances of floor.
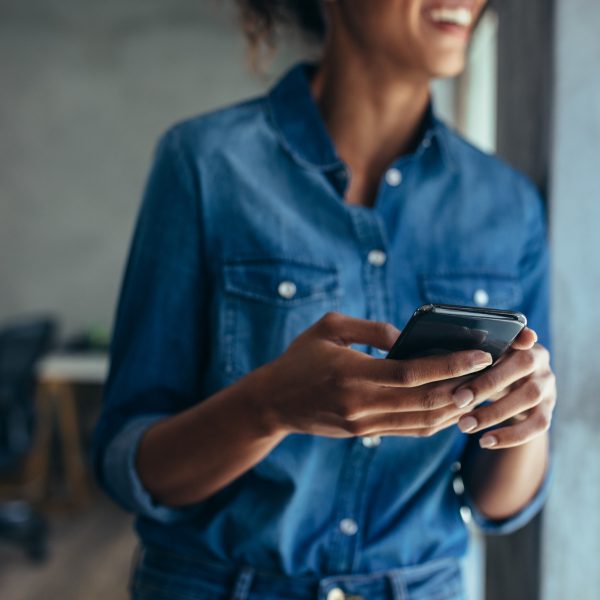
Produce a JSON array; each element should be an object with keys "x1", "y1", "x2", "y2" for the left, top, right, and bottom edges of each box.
[{"x1": 0, "y1": 493, "x2": 137, "y2": 600}]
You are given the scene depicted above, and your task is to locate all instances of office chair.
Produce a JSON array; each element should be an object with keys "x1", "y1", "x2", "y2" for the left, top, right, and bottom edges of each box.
[{"x1": 0, "y1": 316, "x2": 56, "y2": 560}]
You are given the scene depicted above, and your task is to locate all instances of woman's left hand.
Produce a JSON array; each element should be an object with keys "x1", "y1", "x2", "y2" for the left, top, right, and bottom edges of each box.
[{"x1": 453, "y1": 328, "x2": 557, "y2": 449}]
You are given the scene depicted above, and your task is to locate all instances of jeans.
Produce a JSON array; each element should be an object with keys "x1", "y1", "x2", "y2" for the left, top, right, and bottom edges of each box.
[{"x1": 130, "y1": 545, "x2": 465, "y2": 600}]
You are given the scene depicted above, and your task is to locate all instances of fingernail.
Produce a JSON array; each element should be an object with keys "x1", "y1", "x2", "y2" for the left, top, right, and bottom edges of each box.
[
  {"x1": 480, "y1": 435, "x2": 498, "y2": 448},
  {"x1": 458, "y1": 416, "x2": 478, "y2": 433},
  {"x1": 470, "y1": 352, "x2": 493, "y2": 371},
  {"x1": 453, "y1": 388, "x2": 474, "y2": 408}
]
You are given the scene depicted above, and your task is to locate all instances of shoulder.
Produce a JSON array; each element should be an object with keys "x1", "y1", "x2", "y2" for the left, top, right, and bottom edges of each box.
[
  {"x1": 155, "y1": 95, "x2": 270, "y2": 164},
  {"x1": 440, "y1": 121, "x2": 545, "y2": 211},
  {"x1": 437, "y1": 121, "x2": 549, "y2": 252}
]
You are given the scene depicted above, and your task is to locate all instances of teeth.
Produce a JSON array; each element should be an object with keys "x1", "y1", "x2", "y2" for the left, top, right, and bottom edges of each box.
[{"x1": 428, "y1": 7, "x2": 473, "y2": 27}]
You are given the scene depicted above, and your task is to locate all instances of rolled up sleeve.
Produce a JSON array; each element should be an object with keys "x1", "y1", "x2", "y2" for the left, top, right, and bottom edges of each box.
[
  {"x1": 92, "y1": 124, "x2": 208, "y2": 522},
  {"x1": 101, "y1": 415, "x2": 204, "y2": 522}
]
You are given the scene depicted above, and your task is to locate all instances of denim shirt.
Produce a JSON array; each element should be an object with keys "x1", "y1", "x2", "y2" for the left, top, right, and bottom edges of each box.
[{"x1": 93, "y1": 61, "x2": 552, "y2": 578}]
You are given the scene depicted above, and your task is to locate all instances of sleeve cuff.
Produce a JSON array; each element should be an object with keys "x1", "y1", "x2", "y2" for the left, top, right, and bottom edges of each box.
[
  {"x1": 102, "y1": 415, "x2": 204, "y2": 523},
  {"x1": 461, "y1": 447, "x2": 553, "y2": 536}
]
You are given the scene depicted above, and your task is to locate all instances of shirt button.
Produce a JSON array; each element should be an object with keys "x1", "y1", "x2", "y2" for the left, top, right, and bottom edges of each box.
[
  {"x1": 361, "y1": 435, "x2": 381, "y2": 448},
  {"x1": 327, "y1": 588, "x2": 346, "y2": 600},
  {"x1": 385, "y1": 167, "x2": 403, "y2": 186},
  {"x1": 453, "y1": 476, "x2": 465, "y2": 495},
  {"x1": 367, "y1": 249, "x2": 387, "y2": 267},
  {"x1": 277, "y1": 281, "x2": 297, "y2": 299},
  {"x1": 339, "y1": 518, "x2": 358, "y2": 536},
  {"x1": 460, "y1": 506, "x2": 472, "y2": 524},
  {"x1": 473, "y1": 288, "x2": 489, "y2": 307},
  {"x1": 422, "y1": 136, "x2": 432, "y2": 148}
]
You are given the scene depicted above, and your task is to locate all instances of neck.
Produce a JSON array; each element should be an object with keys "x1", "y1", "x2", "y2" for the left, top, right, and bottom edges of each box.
[{"x1": 310, "y1": 36, "x2": 431, "y2": 204}]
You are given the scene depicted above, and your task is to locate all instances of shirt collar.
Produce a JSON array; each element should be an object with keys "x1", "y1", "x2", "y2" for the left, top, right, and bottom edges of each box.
[{"x1": 266, "y1": 60, "x2": 455, "y2": 172}]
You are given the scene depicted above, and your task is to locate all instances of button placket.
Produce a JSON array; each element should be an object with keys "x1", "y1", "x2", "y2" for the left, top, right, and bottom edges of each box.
[
  {"x1": 347, "y1": 209, "x2": 390, "y2": 325},
  {"x1": 323, "y1": 209, "x2": 390, "y2": 574},
  {"x1": 325, "y1": 440, "x2": 377, "y2": 574}
]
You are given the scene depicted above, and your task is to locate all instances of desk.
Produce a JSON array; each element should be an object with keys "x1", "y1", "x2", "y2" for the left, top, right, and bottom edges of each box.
[{"x1": 25, "y1": 353, "x2": 109, "y2": 508}]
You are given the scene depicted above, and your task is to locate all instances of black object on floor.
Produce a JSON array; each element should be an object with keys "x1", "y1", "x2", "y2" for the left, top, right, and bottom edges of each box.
[
  {"x1": 0, "y1": 500, "x2": 48, "y2": 561},
  {"x1": 0, "y1": 316, "x2": 57, "y2": 561}
]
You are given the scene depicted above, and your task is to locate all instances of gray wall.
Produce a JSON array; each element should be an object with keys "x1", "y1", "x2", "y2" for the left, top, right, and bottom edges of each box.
[
  {"x1": 543, "y1": 0, "x2": 600, "y2": 596},
  {"x1": 0, "y1": 0, "x2": 302, "y2": 337},
  {"x1": 0, "y1": 1, "x2": 468, "y2": 342}
]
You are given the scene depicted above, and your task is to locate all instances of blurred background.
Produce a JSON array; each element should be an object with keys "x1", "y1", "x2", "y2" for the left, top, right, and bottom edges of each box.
[{"x1": 0, "y1": 1, "x2": 598, "y2": 599}]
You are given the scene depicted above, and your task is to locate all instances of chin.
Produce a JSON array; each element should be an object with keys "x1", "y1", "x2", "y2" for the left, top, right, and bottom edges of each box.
[{"x1": 426, "y1": 54, "x2": 468, "y2": 79}]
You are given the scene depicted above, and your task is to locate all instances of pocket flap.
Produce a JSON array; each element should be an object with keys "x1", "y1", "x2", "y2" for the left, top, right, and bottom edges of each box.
[
  {"x1": 420, "y1": 274, "x2": 522, "y2": 309},
  {"x1": 223, "y1": 258, "x2": 340, "y2": 305}
]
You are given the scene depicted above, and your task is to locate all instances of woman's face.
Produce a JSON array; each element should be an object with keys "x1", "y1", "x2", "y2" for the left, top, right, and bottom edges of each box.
[{"x1": 330, "y1": 0, "x2": 488, "y2": 78}]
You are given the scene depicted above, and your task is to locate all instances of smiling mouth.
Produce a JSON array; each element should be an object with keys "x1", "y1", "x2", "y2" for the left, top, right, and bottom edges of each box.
[{"x1": 425, "y1": 6, "x2": 474, "y2": 28}]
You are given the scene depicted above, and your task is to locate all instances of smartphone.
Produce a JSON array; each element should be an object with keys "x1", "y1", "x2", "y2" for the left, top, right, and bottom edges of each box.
[{"x1": 386, "y1": 304, "x2": 527, "y2": 365}]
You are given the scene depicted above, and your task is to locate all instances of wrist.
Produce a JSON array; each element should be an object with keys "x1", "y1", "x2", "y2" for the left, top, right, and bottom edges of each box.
[
  {"x1": 463, "y1": 431, "x2": 549, "y2": 520},
  {"x1": 238, "y1": 362, "x2": 290, "y2": 442}
]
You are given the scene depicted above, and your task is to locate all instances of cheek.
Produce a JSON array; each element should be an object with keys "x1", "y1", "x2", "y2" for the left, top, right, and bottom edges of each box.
[
  {"x1": 342, "y1": 0, "x2": 469, "y2": 77},
  {"x1": 344, "y1": 0, "x2": 418, "y2": 51},
  {"x1": 413, "y1": 23, "x2": 470, "y2": 76},
  {"x1": 394, "y1": 15, "x2": 469, "y2": 75}
]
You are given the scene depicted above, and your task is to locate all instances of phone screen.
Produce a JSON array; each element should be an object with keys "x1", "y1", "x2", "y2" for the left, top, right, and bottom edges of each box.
[{"x1": 386, "y1": 305, "x2": 526, "y2": 363}]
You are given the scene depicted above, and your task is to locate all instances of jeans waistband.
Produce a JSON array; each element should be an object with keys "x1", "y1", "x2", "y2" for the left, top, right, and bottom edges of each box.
[{"x1": 132, "y1": 545, "x2": 464, "y2": 600}]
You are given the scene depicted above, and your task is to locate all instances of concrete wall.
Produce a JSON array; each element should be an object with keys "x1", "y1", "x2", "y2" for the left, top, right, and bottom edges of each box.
[
  {"x1": 543, "y1": 0, "x2": 600, "y2": 596},
  {"x1": 0, "y1": 0, "x2": 481, "y2": 341},
  {"x1": 0, "y1": 0, "x2": 302, "y2": 337}
]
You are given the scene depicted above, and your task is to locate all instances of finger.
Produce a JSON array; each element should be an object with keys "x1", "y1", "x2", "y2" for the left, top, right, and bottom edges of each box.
[
  {"x1": 318, "y1": 312, "x2": 401, "y2": 350},
  {"x1": 364, "y1": 383, "x2": 456, "y2": 412},
  {"x1": 477, "y1": 403, "x2": 553, "y2": 450},
  {"x1": 456, "y1": 376, "x2": 549, "y2": 434},
  {"x1": 364, "y1": 412, "x2": 463, "y2": 438},
  {"x1": 487, "y1": 385, "x2": 513, "y2": 401},
  {"x1": 352, "y1": 392, "x2": 468, "y2": 425},
  {"x1": 511, "y1": 327, "x2": 538, "y2": 350},
  {"x1": 355, "y1": 350, "x2": 493, "y2": 388},
  {"x1": 364, "y1": 378, "x2": 480, "y2": 412},
  {"x1": 453, "y1": 348, "x2": 541, "y2": 405}
]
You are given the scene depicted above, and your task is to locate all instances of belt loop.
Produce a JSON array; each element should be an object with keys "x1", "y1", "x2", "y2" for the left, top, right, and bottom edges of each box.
[
  {"x1": 230, "y1": 565, "x2": 256, "y2": 600},
  {"x1": 386, "y1": 570, "x2": 408, "y2": 600}
]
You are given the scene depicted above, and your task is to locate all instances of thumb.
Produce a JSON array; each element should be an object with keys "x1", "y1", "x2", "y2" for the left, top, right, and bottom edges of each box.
[
  {"x1": 511, "y1": 327, "x2": 538, "y2": 350},
  {"x1": 318, "y1": 313, "x2": 400, "y2": 350}
]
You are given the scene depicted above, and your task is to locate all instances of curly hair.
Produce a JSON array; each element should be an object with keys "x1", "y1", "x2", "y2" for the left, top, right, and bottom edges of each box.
[{"x1": 235, "y1": 0, "x2": 326, "y2": 58}]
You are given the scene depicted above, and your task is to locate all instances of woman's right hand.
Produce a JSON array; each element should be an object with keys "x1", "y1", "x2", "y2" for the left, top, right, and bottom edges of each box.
[{"x1": 259, "y1": 312, "x2": 493, "y2": 439}]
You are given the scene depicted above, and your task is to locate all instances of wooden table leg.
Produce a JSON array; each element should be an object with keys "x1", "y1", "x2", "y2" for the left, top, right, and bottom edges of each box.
[
  {"x1": 24, "y1": 380, "x2": 91, "y2": 508},
  {"x1": 23, "y1": 382, "x2": 54, "y2": 503},
  {"x1": 54, "y1": 382, "x2": 91, "y2": 507}
]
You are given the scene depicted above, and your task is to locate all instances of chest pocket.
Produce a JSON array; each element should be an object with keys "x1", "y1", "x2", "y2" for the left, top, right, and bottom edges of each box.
[
  {"x1": 419, "y1": 274, "x2": 522, "y2": 310},
  {"x1": 219, "y1": 258, "x2": 342, "y2": 380}
]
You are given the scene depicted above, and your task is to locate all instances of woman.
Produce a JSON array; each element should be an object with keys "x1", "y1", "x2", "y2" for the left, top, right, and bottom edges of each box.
[{"x1": 93, "y1": 1, "x2": 556, "y2": 599}]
